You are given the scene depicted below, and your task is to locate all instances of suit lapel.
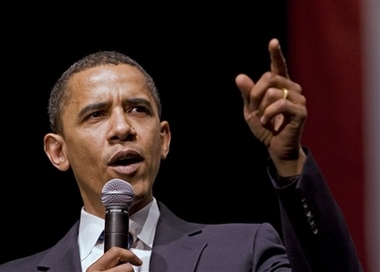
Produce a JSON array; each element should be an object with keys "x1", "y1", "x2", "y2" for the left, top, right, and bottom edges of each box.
[
  {"x1": 34, "y1": 203, "x2": 206, "y2": 271},
  {"x1": 150, "y1": 202, "x2": 207, "y2": 272},
  {"x1": 37, "y1": 221, "x2": 82, "y2": 271}
]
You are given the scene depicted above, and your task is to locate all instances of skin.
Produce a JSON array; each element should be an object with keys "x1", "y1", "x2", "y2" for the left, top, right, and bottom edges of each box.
[
  {"x1": 44, "y1": 38, "x2": 307, "y2": 271},
  {"x1": 44, "y1": 64, "x2": 171, "y2": 219},
  {"x1": 236, "y1": 38, "x2": 307, "y2": 177}
]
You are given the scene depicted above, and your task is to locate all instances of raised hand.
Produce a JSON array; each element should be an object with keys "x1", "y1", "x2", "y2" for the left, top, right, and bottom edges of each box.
[{"x1": 235, "y1": 38, "x2": 307, "y2": 177}]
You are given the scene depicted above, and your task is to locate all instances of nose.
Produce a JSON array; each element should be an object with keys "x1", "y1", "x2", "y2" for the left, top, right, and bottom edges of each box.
[{"x1": 107, "y1": 110, "x2": 136, "y2": 142}]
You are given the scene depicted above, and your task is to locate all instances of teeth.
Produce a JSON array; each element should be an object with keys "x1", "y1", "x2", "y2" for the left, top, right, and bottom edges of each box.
[
  {"x1": 119, "y1": 156, "x2": 133, "y2": 161},
  {"x1": 122, "y1": 155, "x2": 135, "y2": 159}
]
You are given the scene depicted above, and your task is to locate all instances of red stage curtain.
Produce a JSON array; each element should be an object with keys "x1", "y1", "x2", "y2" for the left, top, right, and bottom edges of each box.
[{"x1": 286, "y1": 0, "x2": 365, "y2": 269}]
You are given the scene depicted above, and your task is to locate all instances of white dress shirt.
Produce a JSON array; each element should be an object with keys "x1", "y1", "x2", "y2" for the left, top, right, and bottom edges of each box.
[{"x1": 79, "y1": 198, "x2": 160, "y2": 271}]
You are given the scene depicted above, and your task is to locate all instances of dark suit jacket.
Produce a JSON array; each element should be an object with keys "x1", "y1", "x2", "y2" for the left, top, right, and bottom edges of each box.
[{"x1": 0, "y1": 149, "x2": 363, "y2": 271}]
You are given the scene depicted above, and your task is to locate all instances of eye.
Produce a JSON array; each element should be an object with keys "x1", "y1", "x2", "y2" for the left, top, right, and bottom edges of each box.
[
  {"x1": 88, "y1": 111, "x2": 106, "y2": 119},
  {"x1": 129, "y1": 106, "x2": 150, "y2": 115}
]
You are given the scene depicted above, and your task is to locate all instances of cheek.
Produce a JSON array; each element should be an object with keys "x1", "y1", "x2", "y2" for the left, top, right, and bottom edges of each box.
[
  {"x1": 148, "y1": 129, "x2": 165, "y2": 153},
  {"x1": 138, "y1": 127, "x2": 164, "y2": 160},
  {"x1": 65, "y1": 133, "x2": 102, "y2": 166}
]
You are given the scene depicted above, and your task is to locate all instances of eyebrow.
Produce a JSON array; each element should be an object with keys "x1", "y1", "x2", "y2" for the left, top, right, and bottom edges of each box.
[
  {"x1": 126, "y1": 97, "x2": 153, "y2": 109},
  {"x1": 77, "y1": 97, "x2": 154, "y2": 120},
  {"x1": 77, "y1": 102, "x2": 108, "y2": 120}
]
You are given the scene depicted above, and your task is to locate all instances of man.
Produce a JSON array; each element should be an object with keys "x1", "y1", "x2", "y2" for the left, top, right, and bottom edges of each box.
[{"x1": 0, "y1": 39, "x2": 362, "y2": 271}]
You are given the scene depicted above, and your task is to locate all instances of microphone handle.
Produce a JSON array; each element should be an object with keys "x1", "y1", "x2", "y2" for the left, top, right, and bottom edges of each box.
[{"x1": 104, "y1": 205, "x2": 129, "y2": 252}]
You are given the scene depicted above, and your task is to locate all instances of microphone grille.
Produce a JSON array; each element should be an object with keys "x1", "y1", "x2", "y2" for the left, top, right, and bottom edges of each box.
[{"x1": 101, "y1": 178, "x2": 135, "y2": 209}]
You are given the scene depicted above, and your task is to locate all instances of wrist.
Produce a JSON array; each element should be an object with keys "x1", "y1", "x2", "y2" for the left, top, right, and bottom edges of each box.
[{"x1": 270, "y1": 146, "x2": 306, "y2": 177}]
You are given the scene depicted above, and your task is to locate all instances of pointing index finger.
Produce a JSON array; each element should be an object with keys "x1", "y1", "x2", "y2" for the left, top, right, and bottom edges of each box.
[{"x1": 269, "y1": 38, "x2": 289, "y2": 78}]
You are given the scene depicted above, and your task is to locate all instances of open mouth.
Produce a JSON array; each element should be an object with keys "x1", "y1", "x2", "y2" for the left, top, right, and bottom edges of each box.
[
  {"x1": 113, "y1": 155, "x2": 143, "y2": 166},
  {"x1": 109, "y1": 151, "x2": 144, "y2": 166}
]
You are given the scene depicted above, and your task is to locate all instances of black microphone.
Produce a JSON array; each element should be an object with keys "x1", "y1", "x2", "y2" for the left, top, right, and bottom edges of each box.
[{"x1": 101, "y1": 178, "x2": 135, "y2": 252}]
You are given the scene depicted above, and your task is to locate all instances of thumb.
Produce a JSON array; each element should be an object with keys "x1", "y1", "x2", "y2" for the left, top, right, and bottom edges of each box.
[{"x1": 235, "y1": 73, "x2": 255, "y2": 103}]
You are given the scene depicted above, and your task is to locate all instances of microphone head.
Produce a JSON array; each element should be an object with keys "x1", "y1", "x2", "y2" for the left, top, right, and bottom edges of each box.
[{"x1": 101, "y1": 178, "x2": 135, "y2": 209}]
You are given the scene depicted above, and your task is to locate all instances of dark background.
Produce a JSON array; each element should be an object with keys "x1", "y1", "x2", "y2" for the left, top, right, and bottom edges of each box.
[{"x1": 1, "y1": 2, "x2": 288, "y2": 264}]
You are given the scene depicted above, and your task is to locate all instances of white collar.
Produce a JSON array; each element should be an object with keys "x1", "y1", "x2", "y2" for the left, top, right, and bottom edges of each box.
[
  {"x1": 78, "y1": 197, "x2": 160, "y2": 260},
  {"x1": 78, "y1": 208, "x2": 104, "y2": 261},
  {"x1": 129, "y1": 197, "x2": 159, "y2": 248}
]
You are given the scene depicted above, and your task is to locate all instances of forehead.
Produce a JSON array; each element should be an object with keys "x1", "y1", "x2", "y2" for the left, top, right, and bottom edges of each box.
[
  {"x1": 67, "y1": 64, "x2": 151, "y2": 100},
  {"x1": 70, "y1": 63, "x2": 146, "y2": 89}
]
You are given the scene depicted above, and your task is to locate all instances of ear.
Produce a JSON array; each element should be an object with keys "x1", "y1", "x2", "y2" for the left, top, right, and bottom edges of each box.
[
  {"x1": 43, "y1": 133, "x2": 70, "y2": 171},
  {"x1": 160, "y1": 121, "x2": 171, "y2": 159}
]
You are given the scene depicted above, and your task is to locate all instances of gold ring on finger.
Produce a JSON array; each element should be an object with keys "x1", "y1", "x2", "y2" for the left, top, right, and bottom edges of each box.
[{"x1": 282, "y1": 88, "x2": 289, "y2": 100}]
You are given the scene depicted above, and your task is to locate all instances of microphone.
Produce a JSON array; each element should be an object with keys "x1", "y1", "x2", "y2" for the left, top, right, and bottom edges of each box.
[{"x1": 101, "y1": 178, "x2": 135, "y2": 252}]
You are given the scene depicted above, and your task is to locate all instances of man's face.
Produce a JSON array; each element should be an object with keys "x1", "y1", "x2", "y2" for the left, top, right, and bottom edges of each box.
[{"x1": 56, "y1": 64, "x2": 170, "y2": 215}]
